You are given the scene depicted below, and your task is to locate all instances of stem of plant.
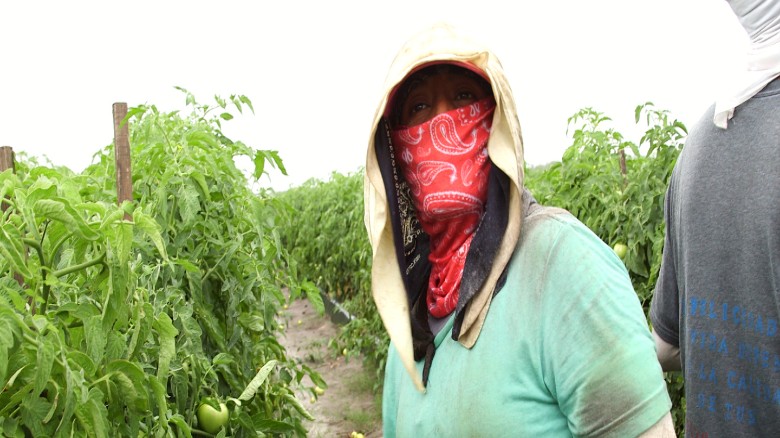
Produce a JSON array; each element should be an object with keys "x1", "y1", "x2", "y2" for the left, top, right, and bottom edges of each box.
[
  {"x1": 52, "y1": 253, "x2": 106, "y2": 278},
  {"x1": 49, "y1": 233, "x2": 72, "y2": 264},
  {"x1": 22, "y1": 237, "x2": 47, "y2": 315}
]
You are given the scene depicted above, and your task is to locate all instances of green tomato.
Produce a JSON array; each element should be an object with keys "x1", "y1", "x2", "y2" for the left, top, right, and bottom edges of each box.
[
  {"x1": 612, "y1": 243, "x2": 628, "y2": 259},
  {"x1": 197, "y1": 400, "x2": 229, "y2": 434}
]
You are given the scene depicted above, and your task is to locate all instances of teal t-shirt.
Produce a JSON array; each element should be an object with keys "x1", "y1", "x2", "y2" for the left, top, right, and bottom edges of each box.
[{"x1": 383, "y1": 209, "x2": 671, "y2": 437}]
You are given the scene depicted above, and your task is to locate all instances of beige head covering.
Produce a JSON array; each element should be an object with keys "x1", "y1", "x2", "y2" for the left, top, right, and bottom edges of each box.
[{"x1": 363, "y1": 23, "x2": 526, "y2": 391}]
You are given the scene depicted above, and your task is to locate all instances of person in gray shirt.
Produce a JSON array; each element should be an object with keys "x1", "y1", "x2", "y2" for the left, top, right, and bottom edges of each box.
[{"x1": 650, "y1": 1, "x2": 780, "y2": 436}]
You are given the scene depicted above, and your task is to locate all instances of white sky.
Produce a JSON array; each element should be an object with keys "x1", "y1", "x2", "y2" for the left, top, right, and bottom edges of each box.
[{"x1": 0, "y1": 1, "x2": 746, "y2": 191}]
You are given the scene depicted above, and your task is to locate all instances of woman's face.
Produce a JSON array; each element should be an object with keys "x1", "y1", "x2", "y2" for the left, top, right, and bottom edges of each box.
[{"x1": 395, "y1": 66, "x2": 492, "y2": 127}]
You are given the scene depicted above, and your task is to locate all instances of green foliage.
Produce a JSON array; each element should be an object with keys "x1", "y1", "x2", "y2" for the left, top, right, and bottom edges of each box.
[
  {"x1": 0, "y1": 89, "x2": 319, "y2": 437},
  {"x1": 278, "y1": 171, "x2": 369, "y2": 303},
  {"x1": 275, "y1": 172, "x2": 386, "y2": 377},
  {"x1": 527, "y1": 103, "x2": 685, "y2": 306}
]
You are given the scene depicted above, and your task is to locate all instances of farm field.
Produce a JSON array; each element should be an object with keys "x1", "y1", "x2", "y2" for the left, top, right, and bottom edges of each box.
[
  {"x1": 0, "y1": 93, "x2": 327, "y2": 436},
  {"x1": 2, "y1": 93, "x2": 687, "y2": 436},
  {"x1": 279, "y1": 293, "x2": 381, "y2": 437}
]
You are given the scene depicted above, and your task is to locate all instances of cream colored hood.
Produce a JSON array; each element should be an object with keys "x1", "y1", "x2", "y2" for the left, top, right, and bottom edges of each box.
[{"x1": 363, "y1": 23, "x2": 526, "y2": 392}]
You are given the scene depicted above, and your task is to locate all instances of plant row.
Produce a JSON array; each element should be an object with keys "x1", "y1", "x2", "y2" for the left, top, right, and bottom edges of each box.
[{"x1": 0, "y1": 91, "x2": 324, "y2": 437}]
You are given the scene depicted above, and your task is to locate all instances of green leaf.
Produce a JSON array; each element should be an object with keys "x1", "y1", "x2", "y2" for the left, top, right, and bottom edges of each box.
[
  {"x1": 303, "y1": 281, "x2": 325, "y2": 315},
  {"x1": 239, "y1": 95, "x2": 254, "y2": 113},
  {"x1": 219, "y1": 112, "x2": 234, "y2": 121},
  {"x1": 98, "y1": 208, "x2": 126, "y2": 231},
  {"x1": 153, "y1": 312, "x2": 178, "y2": 381},
  {"x1": 102, "y1": 261, "x2": 130, "y2": 331},
  {"x1": 302, "y1": 364, "x2": 328, "y2": 389},
  {"x1": 0, "y1": 171, "x2": 19, "y2": 199},
  {"x1": 189, "y1": 171, "x2": 211, "y2": 202},
  {"x1": 0, "y1": 223, "x2": 33, "y2": 278},
  {"x1": 20, "y1": 394, "x2": 52, "y2": 435},
  {"x1": 74, "y1": 388, "x2": 109, "y2": 438},
  {"x1": 55, "y1": 364, "x2": 84, "y2": 434},
  {"x1": 3, "y1": 364, "x2": 28, "y2": 392},
  {"x1": 67, "y1": 351, "x2": 97, "y2": 376},
  {"x1": 105, "y1": 330, "x2": 127, "y2": 362},
  {"x1": 42, "y1": 390, "x2": 59, "y2": 423},
  {"x1": 173, "y1": 258, "x2": 200, "y2": 273},
  {"x1": 253, "y1": 150, "x2": 288, "y2": 178},
  {"x1": 25, "y1": 176, "x2": 58, "y2": 205},
  {"x1": 186, "y1": 130, "x2": 220, "y2": 149},
  {"x1": 84, "y1": 314, "x2": 107, "y2": 366},
  {"x1": 0, "y1": 418, "x2": 23, "y2": 438},
  {"x1": 282, "y1": 393, "x2": 314, "y2": 421},
  {"x1": 133, "y1": 210, "x2": 168, "y2": 261},
  {"x1": 168, "y1": 414, "x2": 193, "y2": 438},
  {"x1": 0, "y1": 277, "x2": 27, "y2": 312},
  {"x1": 255, "y1": 418, "x2": 295, "y2": 433},
  {"x1": 212, "y1": 352, "x2": 234, "y2": 367},
  {"x1": 107, "y1": 360, "x2": 149, "y2": 411},
  {"x1": 178, "y1": 183, "x2": 201, "y2": 224},
  {"x1": 230, "y1": 95, "x2": 244, "y2": 114},
  {"x1": 252, "y1": 152, "x2": 266, "y2": 179},
  {"x1": 111, "y1": 370, "x2": 138, "y2": 406},
  {"x1": 149, "y1": 375, "x2": 169, "y2": 432},
  {"x1": 106, "y1": 359, "x2": 146, "y2": 386},
  {"x1": 126, "y1": 302, "x2": 150, "y2": 361},
  {"x1": 34, "y1": 333, "x2": 55, "y2": 394},
  {"x1": 125, "y1": 105, "x2": 149, "y2": 121},
  {"x1": 237, "y1": 313, "x2": 265, "y2": 332},
  {"x1": 112, "y1": 221, "x2": 133, "y2": 266},
  {"x1": 238, "y1": 359, "x2": 278, "y2": 401},
  {"x1": 33, "y1": 198, "x2": 99, "y2": 241}
]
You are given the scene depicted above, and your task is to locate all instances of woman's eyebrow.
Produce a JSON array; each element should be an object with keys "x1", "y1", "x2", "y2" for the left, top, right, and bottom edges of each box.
[{"x1": 403, "y1": 77, "x2": 427, "y2": 95}]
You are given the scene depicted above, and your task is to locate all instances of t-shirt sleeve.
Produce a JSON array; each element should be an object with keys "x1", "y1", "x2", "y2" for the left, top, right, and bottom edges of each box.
[
  {"x1": 649, "y1": 185, "x2": 681, "y2": 347},
  {"x1": 539, "y1": 216, "x2": 672, "y2": 437}
]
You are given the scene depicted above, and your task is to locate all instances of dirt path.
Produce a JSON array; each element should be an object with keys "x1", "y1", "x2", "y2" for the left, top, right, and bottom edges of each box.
[{"x1": 280, "y1": 295, "x2": 383, "y2": 438}]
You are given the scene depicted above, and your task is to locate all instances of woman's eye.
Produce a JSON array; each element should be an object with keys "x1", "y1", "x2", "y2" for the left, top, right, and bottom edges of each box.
[
  {"x1": 455, "y1": 91, "x2": 476, "y2": 101},
  {"x1": 410, "y1": 102, "x2": 428, "y2": 114}
]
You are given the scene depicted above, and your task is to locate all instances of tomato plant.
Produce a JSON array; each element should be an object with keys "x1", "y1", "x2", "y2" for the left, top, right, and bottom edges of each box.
[
  {"x1": 276, "y1": 171, "x2": 385, "y2": 380},
  {"x1": 0, "y1": 89, "x2": 321, "y2": 437}
]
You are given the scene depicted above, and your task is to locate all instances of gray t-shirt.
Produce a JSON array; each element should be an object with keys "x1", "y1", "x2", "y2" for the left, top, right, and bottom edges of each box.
[{"x1": 650, "y1": 77, "x2": 780, "y2": 437}]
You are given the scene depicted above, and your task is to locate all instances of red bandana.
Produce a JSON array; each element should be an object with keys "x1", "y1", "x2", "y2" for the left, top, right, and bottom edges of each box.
[{"x1": 391, "y1": 97, "x2": 495, "y2": 318}]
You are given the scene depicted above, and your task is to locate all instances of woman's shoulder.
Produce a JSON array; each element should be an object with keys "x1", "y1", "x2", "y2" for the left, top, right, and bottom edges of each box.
[
  {"x1": 516, "y1": 194, "x2": 622, "y2": 272},
  {"x1": 520, "y1": 188, "x2": 575, "y2": 230},
  {"x1": 520, "y1": 200, "x2": 589, "y2": 247}
]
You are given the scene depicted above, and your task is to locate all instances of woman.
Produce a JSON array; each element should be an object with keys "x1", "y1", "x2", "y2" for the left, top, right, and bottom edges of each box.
[{"x1": 364, "y1": 23, "x2": 675, "y2": 436}]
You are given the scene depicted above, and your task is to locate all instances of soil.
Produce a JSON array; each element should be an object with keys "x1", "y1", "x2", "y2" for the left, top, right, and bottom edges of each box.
[{"x1": 280, "y1": 295, "x2": 383, "y2": 438}]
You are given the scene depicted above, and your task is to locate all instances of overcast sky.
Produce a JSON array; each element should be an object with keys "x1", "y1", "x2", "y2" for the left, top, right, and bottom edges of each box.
[{"x1": 0, "y1": 1, "x2": 746, "y2": 191}]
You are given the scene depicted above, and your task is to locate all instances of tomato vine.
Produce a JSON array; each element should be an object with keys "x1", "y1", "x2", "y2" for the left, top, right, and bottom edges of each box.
[{"x1": 0, "y1": 89, "x2": 322, "y2": 437}]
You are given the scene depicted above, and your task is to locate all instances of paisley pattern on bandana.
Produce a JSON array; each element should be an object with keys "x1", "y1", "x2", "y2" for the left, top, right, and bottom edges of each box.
[{"x1": 391, "y1": 97, "x2": 495, "y2": 318}]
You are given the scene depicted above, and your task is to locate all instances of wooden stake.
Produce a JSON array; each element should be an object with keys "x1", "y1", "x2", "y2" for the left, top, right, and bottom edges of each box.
[
  {"x1": 0, "y1": 145, "x2": 14, "y2": 174},
  {"x1": 112, "y1": 103, "x2": 133, "y2": 220},
  {"x1": 1, "y1": 146, "x2": 16, "y2": 212},
  {"x1": 0, "y1": 146, "x2": 26, "y2": 288}
]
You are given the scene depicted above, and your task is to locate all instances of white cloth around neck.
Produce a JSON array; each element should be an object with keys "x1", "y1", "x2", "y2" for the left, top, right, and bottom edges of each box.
[{"x1": 714, "y1": 0, "x2": 780, "y2": 128}]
